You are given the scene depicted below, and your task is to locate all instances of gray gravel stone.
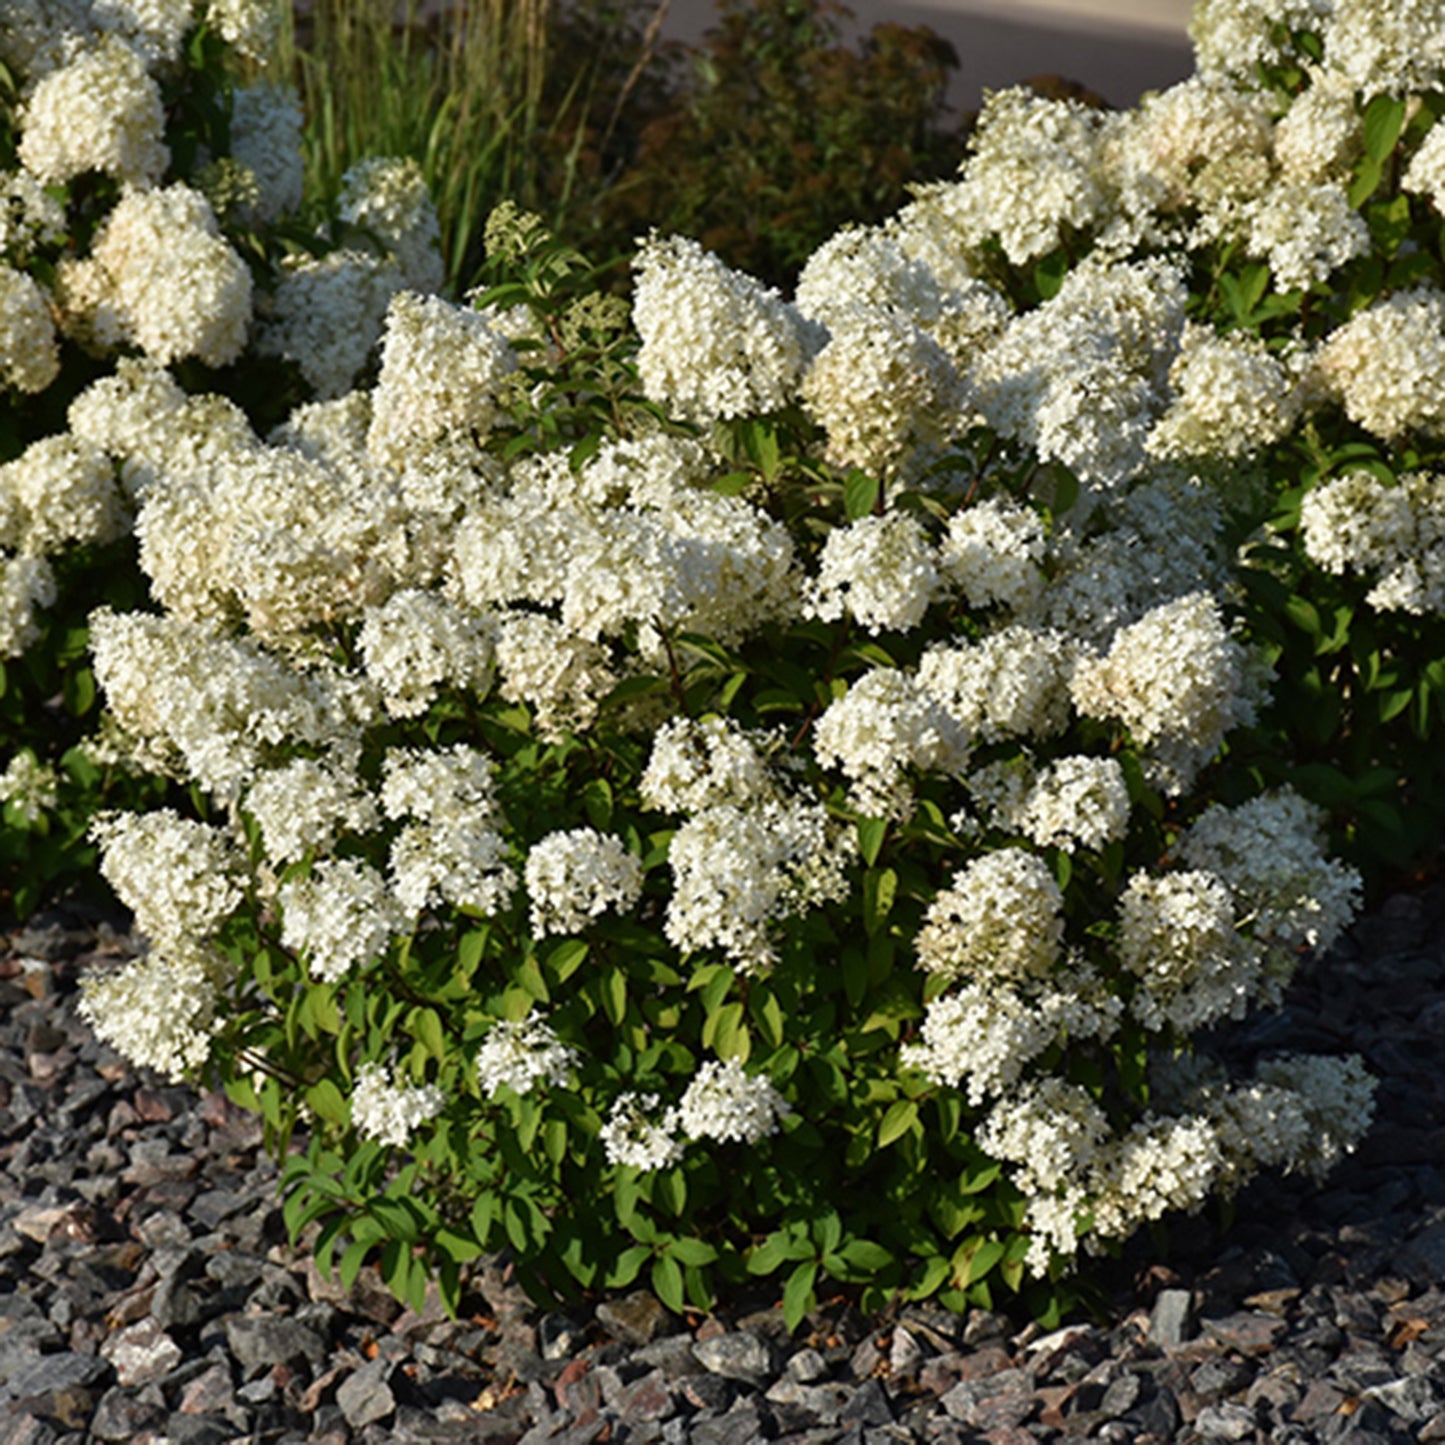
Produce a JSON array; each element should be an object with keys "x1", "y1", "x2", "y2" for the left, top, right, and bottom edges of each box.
[
  {"x1": 337, "y1": 1357, "x2": 397, "y2": 1429},
  {"x1": 693, "y1": 1329, "x2": 776, "y2": 1383}
]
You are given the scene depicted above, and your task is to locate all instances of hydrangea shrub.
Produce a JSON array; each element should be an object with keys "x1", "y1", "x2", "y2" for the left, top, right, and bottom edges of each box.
[
  {"x1": 0, "y1": 0, "x2": 447, "y2": 914},
  {"x1": 73, "y1": 154, "x2": 1387, "y2": 1324}
]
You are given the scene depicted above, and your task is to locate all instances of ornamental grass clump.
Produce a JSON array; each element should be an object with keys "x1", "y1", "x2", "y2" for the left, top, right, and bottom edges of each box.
[
  {"x1": 0, "y1": 0, "x2": 446, "y2": 914},
  {"x1": 74, "y1": 154, "x2": 1385, "y2": 1323}
]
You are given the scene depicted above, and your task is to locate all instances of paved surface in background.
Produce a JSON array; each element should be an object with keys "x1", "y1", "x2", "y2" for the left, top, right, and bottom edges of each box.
[{"x1": 658, "y1": 0, "x2": 1195, "y2": 115}]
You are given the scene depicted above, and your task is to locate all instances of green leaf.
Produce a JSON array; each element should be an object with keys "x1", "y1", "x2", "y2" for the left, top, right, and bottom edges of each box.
[
  {"x1": 844, "y1": 470, "x2": 881, "y2": 520},
  {"x1": 546, "y1": 939, "x2": 589, "y2": 984},
  {"x1": 338, "y1": 1237, "x2": 373, "y2": 1293},
  {"x1": 655, "y1": 1167, "x2": 687, "y2": 1217},
  {"x1": 668, "y1": 1235, "x2": 719, "y2": 1267},
  {"x1": 838, "y1": 1238, "x2": 894, "y2": 1273},
  {"x1": 782, "y1": 1259, "x2": 818, "y2": 1332},
  {"x1": 751, "y1": 988, "x2": 785, "y2": 1050},
  {"x1": 652, "y1": 1253, "x2": 685, "y2": 1314},
  {"x1": 856, "y1": 817, "x2": 888, "y2": 866},
  {"x1": 414, "y1": 1008, "x2": 445, "y2": 1062},
  {"x1": 862, "y1": 868, "x2": 897, "y2": 936},
  {"x1": 878, "y1": 1098, "x2": 919, "y2": 1148},
  {"x1": 1363, "y1": 93, "x2": 1407, "y2": 164},
  {"x1": 434, "y1": 1226, "x2": 485, "y2": 1263},
  {"x1": 607, "y1": 1243, "x2": 652, "y2": 1288},
  {"x1": 582, "y1": 778, "x2": 613, "y2": 829},
  {"x1": 458, "y1": 929, "x2": 488, "y2": 973},
  {"x1": 599, "y1": 965, "x2": 627, "y2": 1025},
  {"x1": 953, "y1": 1236, "x2": 1006, "y2": 1288},
  {"x1": 306, "y1": 1077, "x2": 348, "y2": 1128}
]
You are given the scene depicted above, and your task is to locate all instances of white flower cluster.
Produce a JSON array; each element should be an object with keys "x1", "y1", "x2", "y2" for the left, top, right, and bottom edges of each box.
[
  {"x1": 350, "y1": 1061, "x2": 446, "y2": 1149},
  {"x1": 970, "y1": 258, "x2": 1187, "y2": 490},
  {"x1": 243, "y1": 758, "x2": 379, "y2": 865},
  {"x1": 359, "y1": 589, "x2": 495, "y2": 719},
  {"x1": 0, "y1": 264, "x2": 60, "y2": 393},
  {"x1": 914, "y1": 848, "x2": 1064, "y2": 983},
  {"x1": 1070, "y1": 592, "x2": 1255, "y2": 793},
  {"x1": 59, "y1": 183, "x2": 252, "y2": 368},
  {"x1": 675, "y1": 1058, "x2": 791, "y2": 1145},
  {"x1": 475, "y1": 1014, "x2": 579, "y2": 1098},
  {"x1": 800, "y1": 305, "x2": 962, "y2": 477},
  {"x1": 1147, "y1": 325, "x2": 1304, "y2": 461},
  {"x1": 92, "y1": 809, "x2": 244, "y2": 948},
  {"x1": 632, "y1": 234, "x2": 815, "y2": 423},
  {"x1": 1316, "y1": 287, "x2": 1445, "y2": 441},
  {"x1": 279, "y1": 857, "x2": 406, "y2": 984},
  {"x1": 524, "y1": 828, "x2": 644, "y2": 937},
  {"x1": 381, "y1": 745, "x2": 515, "y2": 918},
  {"x1": 939, "y1": 496, "x2": 1047, "y2": 615},
  {"x1": 1300, "y1": 470, "x2": 1445, "y2": 614},
  {"x1": 78, "y1": 941, "x2": 233, "y2": 1082},
  {"x1": 0, "y1": 749, "x2": 58, "y2": 823},
  {"x1": 18, "y1": 35, "x2": 167, "y2": 185},
  {"x1": 976, "y1": 754, "x2": 1131, "y2": 853},
  {"x1": 802, "y1": 512, "x2": 942, "y2": 634},
  {"x1": 366, "y1": 293, "x2": 517, "y2": 470}
]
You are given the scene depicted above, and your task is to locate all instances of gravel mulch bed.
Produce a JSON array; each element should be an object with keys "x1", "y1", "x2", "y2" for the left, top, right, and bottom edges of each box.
[{"x1": 3, "y1": 885, "x2": 1445, "y2": 1444}]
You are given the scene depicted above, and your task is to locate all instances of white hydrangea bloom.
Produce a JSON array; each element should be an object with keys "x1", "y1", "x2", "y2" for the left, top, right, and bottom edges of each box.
[
  {"x1": 339, "y1": 156, "x2": 444, "y2": 294},
  {"x1": 1118, "y1": 869, "x2": 1265, "y2": 1031},
  {"x1": 640, "y1": 716, "x2": 776, "y2": 814},
  {"x1": 916, "y1": 626, "x2": 1074, "y2": 743},
  {"x1": 1272, "y1": 69, "x2": 1361, "y2": 182},
  {"x1": 801, "y1": 304, "x2": 962, "y2": 477},
  {"x1": 229, "y1": 84, "x2": 305, "y2": 225},
  {"x1": 0, "y1": 749, "x2": 58, "y2": 823},
  {"x1": 1147, "y1": 325, "x2": 1305, "y2": 460},
  {"x1": 1300, "y1": 470, "x2": 1445, "y2": 614},
  {"x1": 971, "y1": 258, "x2": 1186, "y2": 489},
  {"x1": 1044, "y1": 472, "x2": 1227, "y2": 645},
  {"x1": 244, "y1": 758, "x2": 379, "y2": 864},
  {"x1": 78, "y1": 941, "x2": 233, "y2": 1081},
  {"x1": 1070, "y1": 592, "x2": 1253, "y2": 793},
  {"x1": 260, "y1": 249, "x2": 408, "y2": 399},
  {"x1": 1103, "y1": 78, "x2": 1274, "y2": 244},
  {"x1": 1253, "y1": 1053, "x2": 1376, "y2": 1179},
  {"x1": 664, "y1": 799, "x2": 851, "y2": 973},
  {"x1": 350, "y1": 1061, "x2": 446, "y2": 1149},
  {"x1": 1089, "y1": 1114, "x2": 1223, "y2": 1239},
  {"x1": 279, "y1": 858, "x2": 406, "y2": 984},
  {"x1": 794, "y1": 224, "x2": 953, "y2": 331},
  {"x1": 632, "y1": 233, "x2": 814, "y2": 423},
  {"x1": 945, "y1": 87, "x2": 1113, "y2": 265},
  {"x1": 92, "y1": 809, "x2": 244, "y2": 947},
  {"x1": 0, "y1": 264, "x2": 59, "y2": 393},
  {"x1": 1014, "y1": 755, "x2": 1131, "y2": 853},
  {"x1": 1316, "y1": 287, "x2": 1445, "y2": 440},
  {"x1": 979, "y1": 1079, "x2": 1111, "y2": 1196},
  {"x1": 1243, "y1": 181, "x2": 1368, "y2": 291},
  {"x1": 92, "y1": 0, "x2": 194, "y2": 67},
  {"x1": 493, "y1": 610, "x2": 617, "y2": 741},
  {"x1": 0, "y1": 433, "x2": 125, "y2": 552},
  {"x1": 939, "y1": 496, "x2": 1046, "y2": 615},
  {"x1": 1324, "y1": 0, "x2": 1445, "y2": 95},
  {"x1": 1404, "y1": 119, "x2": 1445, "y2": 214},
  {"x1": 676, "y1": 1058, "x2": 791, "y2": 1144},
  {"x1": 803, "y1": 512, "x2": 943, "y2": 634},
  {"x1": 63, "y1": 184, "x2": 251, "y2": 367},
  {"x1": 367, "y1": 293, "x2": 516, "y2": 469},
  {"x1": 475, "y1": 1014, "x2": 578, "y2": 1098},
  {"x1": 525, "y1": 828, "x2": 643, "y2": 937},
  {"x1": 18, "y1": 36, "x2": 167, "y2": 185},
  {"x1": 599, "y1": 1092, "x2": 685, "y2": 1172},
  {"x1": 0, "y1": 168, "x2": 67, "y2": 255},
  {"x1": 914, "y1": 848, "x2": 1064, "y2": 983},
  {"x1": 0, "y1": 554, "x2": 56, "y2": 657},
  {"x1": 1180, "y1": 789, "x2": 1361, "y2": 953},
  {"x1": 1190, "y1": 0, "x2": 1330, "y2": 80},
  {"x1": 812, "y1": 666, "x2": 970, "y2": 818},
  {"x1": 381, "y1": 745, "x2": 514, "y2": 916},
  {"x1": 359, "y1": 589, "x2": 495, "y2": 718},
  {"x1": 901, "y1": 979, "x2": 1104, "y2": 1105}
]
